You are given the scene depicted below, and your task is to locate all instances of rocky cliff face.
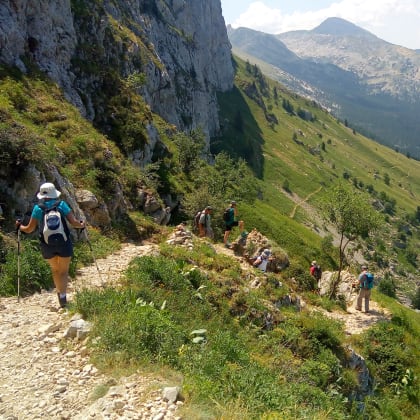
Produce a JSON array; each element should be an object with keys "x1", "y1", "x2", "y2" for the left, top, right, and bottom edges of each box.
[{"x1": 0, "y1": 0, "x2": 233, "y2": 151}]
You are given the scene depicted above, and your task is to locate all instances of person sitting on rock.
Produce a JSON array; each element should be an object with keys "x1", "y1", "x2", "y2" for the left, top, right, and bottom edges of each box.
[{"x1": 253, "y1": 249, "x2": 272, "y2": 272}]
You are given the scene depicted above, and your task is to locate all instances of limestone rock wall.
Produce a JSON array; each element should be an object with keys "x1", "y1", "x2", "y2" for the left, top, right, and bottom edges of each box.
[{"x1": 0, "y1": 0, "x2": 234, "y2": 150}]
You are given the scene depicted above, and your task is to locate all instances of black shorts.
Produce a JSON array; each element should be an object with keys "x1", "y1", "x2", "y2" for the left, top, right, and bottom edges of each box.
[
  {"x1": 225, "y1": 221, "x2": 239, "y2": 231},
  {"x1": 40, "y1": 240, "x2": 73, "y2": 259}
]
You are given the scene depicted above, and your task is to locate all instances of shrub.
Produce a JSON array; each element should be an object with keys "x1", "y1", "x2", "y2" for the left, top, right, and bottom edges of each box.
[
  {"x1": 0, "y1": 238, "x2": 52, "y2": 296},
  {"x1": 362, "y1": 321, "x2": 411, "y2": 384},
  {"x1": 283, "y1": 266, "x2": 317, "y2": 292},
  {"x1": 378, "y1": 275, "x2": 397, "y2": 298},
  {"x1": 299, "y1": 359, "x2": 333, "y2": 388},
  {"x1": 93, "y1": 303, "x2": 186, "y2": 366}
]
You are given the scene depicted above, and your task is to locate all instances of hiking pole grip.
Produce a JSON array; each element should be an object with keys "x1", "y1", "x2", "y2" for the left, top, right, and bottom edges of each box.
[{"x1": 15, "y1": 218, "x2": 22, "y2": 234}]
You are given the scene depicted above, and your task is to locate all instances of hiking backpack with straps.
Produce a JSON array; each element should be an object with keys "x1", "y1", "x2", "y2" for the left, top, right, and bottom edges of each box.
[
  {"x1": 38, "y1": 201, "x2": 69, "y2": 245},
  {"x1": 362, "y1": 272, "x2": 374, "y2": 289},
  {"x1": 313, "y1": 265, "x2": 322, "y2": 280},
  {"x1": 223, "y1": 207, "x2": 231, "y2": 222},
  {"x1": 193, "y1": 211, "x2": 202, "y2": 233}
]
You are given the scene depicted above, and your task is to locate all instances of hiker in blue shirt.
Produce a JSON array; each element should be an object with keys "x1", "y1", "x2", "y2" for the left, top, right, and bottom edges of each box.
[{"x1": 16, "y1": 183, "x2": 85, "y2": 308}]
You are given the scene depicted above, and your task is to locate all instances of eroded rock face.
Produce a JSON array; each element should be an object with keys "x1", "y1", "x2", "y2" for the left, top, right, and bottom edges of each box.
[
  {"x1": 0, "y1": 1, "x2": 233, "y2": 225},
  {"x1": 0, "y1": 0, "x2": 234, "y2": 149}
]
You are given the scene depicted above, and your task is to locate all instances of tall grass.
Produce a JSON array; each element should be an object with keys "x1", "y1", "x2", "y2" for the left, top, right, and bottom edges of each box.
[{"x1": 73, "y1": 252, "x2": 356, "y2": 418}]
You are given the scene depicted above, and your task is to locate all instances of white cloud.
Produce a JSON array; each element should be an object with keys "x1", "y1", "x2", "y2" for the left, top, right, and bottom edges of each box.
[{"x1": 232, "y1": 0, "x2": 420, "y2": 49}]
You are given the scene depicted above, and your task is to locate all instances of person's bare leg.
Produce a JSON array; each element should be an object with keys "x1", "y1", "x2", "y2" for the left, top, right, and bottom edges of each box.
[
  {"x1": 224, "y1": 230, "x2": 230, "y2": 245},
  {"x1": 47, "y1": 256, "x2": 71, "y2": 294}
]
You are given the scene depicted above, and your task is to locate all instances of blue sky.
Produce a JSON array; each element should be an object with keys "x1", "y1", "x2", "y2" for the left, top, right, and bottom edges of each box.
[{"x1": 220, "y1": 0, "x2": 420, "y2": 50}]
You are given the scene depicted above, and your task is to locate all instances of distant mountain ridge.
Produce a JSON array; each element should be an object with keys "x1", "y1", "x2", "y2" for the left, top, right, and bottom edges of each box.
[
  {"x1": 228, "y1": 18, "x2": 420, "y2": 158},
  {"x1": 311, "y1": 17, "x2": 377, "y2": 37}
]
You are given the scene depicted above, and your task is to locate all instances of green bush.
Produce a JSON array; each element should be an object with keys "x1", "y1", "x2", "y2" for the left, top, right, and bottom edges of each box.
[
  {"x1": 411, "y1": 287, "x2": 420, "y2": 309},
  {"x1": 362, "y1": 321, "x2": 411, "y2": 384},
  {"x1": 0, "y1": 238, "x2": 52, "y2": 296},
  {"x1": 281, "y1": 312, "x2": 344, "y2": 358},
  {"x1": 299, "y1": 359, "x2": 333, "y2": 388},
  {"x1": 95, "y1": 303, "x2": 186, "y2": 365},
  {"x1": 74, "y1": 287, "x2": 187, "y2": 365},
  {"x1": 378, "y1": 276, "x2": 397, "y2": 298},
  {"x1": 283, "y1": 265, "x2": 318, "y2": 292}
]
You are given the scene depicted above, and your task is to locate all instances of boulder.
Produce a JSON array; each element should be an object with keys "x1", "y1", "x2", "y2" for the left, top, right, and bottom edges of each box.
[
  {"x1": 231, "y1": 228, "x2": 289, "y2": 273},
  {"x1": 318, "y1": 270, "x2": 359, "y2": 303}
]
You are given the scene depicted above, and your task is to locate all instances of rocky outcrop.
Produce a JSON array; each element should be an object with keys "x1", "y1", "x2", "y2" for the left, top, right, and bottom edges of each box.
[
  {"x1": 346, "y1": 346, "x2": 374, "y2": 402},
  {"x1": 0, "y1": 0, "x2": 234, "y2": 152},
  {"x1": 0, "y1": 1, "x2": 234, "y2": 225},
  {"x1": 231, "y1": 228, "x2": 290, "y2": 273},
  {"x1": 318, "y1": 270, "x2": 359, "y2": 303}
]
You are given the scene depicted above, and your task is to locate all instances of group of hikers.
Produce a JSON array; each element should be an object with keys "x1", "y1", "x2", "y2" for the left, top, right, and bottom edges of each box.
[
  {"x1": 194, "y1": 200, "x2": 246, "y2": 248},
  {"x1": 15, "y1": 183, "x2": 374, "y2": 311}
]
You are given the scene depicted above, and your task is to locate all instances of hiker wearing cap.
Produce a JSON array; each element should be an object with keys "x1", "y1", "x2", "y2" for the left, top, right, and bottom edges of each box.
[
  {"x1": 355, "y1": 265, "x2": 374, "y2": 313},
  {"x1": 198, "y1": 206, "x2": 214, "y2": 239},
  {"x1": 15, "y1": 182, "x2": 85, "y2": 308},
  {"x1": 253, "y1": 249, "x2": 272, "y2": 272},
  {"x1": 223, "y1": 201, "x2": 245, "y2": 248}
]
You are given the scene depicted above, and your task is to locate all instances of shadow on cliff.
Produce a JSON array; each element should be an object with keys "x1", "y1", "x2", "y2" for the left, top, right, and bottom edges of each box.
[{"x1": 212, "y1": 85, "x2": 265, "y2": 178}]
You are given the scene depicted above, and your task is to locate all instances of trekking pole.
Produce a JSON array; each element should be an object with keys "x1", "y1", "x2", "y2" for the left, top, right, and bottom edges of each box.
[
  {"x1": 82, "y1": 223, "x2": 104, "y2": 285},
  {"x1": 16, "y1": 220, "x2": 21, "y2": 302}
]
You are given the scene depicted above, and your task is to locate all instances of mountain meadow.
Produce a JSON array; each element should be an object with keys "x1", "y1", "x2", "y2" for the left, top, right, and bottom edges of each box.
[{"x1": 1, "y1": 49, "x2": 420, "y2": 420}]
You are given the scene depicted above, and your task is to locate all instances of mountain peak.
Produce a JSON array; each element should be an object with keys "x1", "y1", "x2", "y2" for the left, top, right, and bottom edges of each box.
[{"x1": 312, "y1": 17, "x2": 375, "y2": 38}]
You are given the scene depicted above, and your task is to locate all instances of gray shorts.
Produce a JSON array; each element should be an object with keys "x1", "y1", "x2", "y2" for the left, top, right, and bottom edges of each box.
[{"x1": 40, "y1": 240, "x2": 73, "y2": 259}]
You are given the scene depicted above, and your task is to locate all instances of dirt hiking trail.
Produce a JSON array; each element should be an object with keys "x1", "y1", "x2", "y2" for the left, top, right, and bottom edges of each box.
[{"x1": 0, "y1": 242, "x2": 183, "y2": 420}]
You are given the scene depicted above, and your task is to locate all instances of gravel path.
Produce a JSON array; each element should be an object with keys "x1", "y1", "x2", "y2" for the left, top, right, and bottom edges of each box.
[{"x1": 0, "y1": 242, "x2": 183, "y2": 420}]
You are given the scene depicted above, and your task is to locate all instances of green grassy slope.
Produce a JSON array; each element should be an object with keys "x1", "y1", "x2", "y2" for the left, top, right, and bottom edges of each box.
[{"x1": 215, "y1": 56, "x2": 420, "y2": 278}]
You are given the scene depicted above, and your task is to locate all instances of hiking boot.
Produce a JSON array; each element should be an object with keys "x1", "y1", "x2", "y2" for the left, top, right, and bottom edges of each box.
[
  {"x1": 241, "y1": 231, "x2": 249, "y2": 238},
  {"x1": 57, "y1": 293, "x2": 67, "y2": 308},
  {"x1": 225, "y1": 242, "x2": 231, "y2": 248},
  {"x1": 355, "y1": 307, "x2": 362, "y2": 311}
]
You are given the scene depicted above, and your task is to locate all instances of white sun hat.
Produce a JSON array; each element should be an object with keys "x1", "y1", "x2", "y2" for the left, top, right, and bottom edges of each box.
[{"x1": 37, "y1": 183, "x2": 61, "y2": 199}]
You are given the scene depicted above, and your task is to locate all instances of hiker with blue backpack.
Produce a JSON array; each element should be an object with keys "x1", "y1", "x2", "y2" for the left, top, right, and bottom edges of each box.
[
  {"x1": 15, "y1": 183, "x2": 85, "y2": 308},
  {"x1": 355, "y1": 264, "x2": 374, "y2": 313}
]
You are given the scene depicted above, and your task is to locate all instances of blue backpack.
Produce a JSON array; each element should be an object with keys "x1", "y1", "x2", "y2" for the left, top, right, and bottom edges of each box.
[{"x1": 362, "y1": 272, "x2": 374, "y2": 289}]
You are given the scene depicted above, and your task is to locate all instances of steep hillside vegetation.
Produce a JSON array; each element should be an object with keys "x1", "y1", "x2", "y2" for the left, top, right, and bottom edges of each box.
[{"x1": 214, "y1": 56, "x2": 420, "y2": 297}]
